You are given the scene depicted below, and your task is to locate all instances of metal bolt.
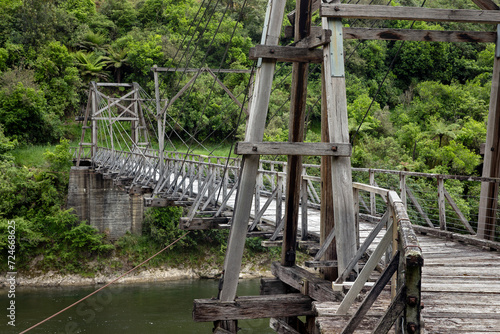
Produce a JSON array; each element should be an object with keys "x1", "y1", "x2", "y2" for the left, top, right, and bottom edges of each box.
[
  {"x1": 331, "y1": 146, "x2": 338, "y2": 152},
  {"x1": 334, "y1": 5, "x2": 340, "y2": 11},
  {"x1": 407, "y1": 296, "x2": 418, "y2": 306},
  {"x1": 252, "y1": 146, "x2": 257, "y2": 152},
  {"x1": 407, "y1": 322, "x2": 417, "y2": 333},
  {"x1": 270, "y1": 49, "x2": 275, "y2": 54}
]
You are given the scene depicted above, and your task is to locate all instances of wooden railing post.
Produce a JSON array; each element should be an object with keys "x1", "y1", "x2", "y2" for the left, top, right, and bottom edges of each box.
[
  {"x1": 276, "y1": 174, "x2": 283, "y2": 231},
  {"x1": 437, "y1": 176, "x2": 446, "y2": 231},
  {"x1": 301, "y1": 176, "x2": 308, "y2": 241},
  {"x1": 400, "y1": 173, "x2": 407, "y2": 209},
  {"x1": 369, "y1": 169, "x2": 376, "y2": 216},
  {"x1": 353, "y1": 187, "x2": 360, "y2": 248}
]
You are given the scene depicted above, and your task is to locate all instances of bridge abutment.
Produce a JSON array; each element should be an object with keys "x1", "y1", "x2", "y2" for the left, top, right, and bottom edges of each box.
[{"x1": 67, "y1": 166, "x2": 143, "y2": 239}]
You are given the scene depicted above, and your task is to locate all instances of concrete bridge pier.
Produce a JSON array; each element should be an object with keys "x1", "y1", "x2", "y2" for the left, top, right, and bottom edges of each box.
[{"x1": 67, "y1": 166, "x2": 143, "y2": 240}]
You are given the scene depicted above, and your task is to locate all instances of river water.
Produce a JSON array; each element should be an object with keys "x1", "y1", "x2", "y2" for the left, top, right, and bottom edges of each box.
[{"x1": 2, "y1": 279, "x2": 274, "y2": 333}]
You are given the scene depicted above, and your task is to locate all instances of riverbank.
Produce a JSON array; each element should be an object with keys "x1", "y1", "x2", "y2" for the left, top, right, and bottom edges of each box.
[{"x1": 0, "y1": 259, "x2": 275, "y2": 287}]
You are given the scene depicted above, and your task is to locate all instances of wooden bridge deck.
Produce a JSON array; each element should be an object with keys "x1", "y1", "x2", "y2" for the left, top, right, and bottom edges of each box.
[{"x1": 315, "y1": 226, "x2": 500, "y2": 333}]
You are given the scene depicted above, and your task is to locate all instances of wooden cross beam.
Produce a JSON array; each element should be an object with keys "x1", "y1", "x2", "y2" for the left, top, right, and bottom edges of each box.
[{"x1": 321, "y1": 4, "x2": 500, "y2": 24}]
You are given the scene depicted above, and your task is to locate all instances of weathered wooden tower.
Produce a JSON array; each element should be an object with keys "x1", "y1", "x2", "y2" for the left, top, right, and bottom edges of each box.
[{"x1": 191, "y1": 0, "x2": 500, "y2": 332}]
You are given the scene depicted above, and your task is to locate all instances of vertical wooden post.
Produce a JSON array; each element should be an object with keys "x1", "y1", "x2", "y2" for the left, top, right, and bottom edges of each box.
[
  {"x1": 219, "y1": 0, "x2": 286, "y2": 306},
  {"x1": 276, "y1": 174, "x2": 283, "y2": 230},
  {"x1": 353, "y1": 188, "x2": 360, "y2": 249},
  {"x1": 254, "y1": 163, "x2": 262, "y2": 229},
  {"x1": 400, "y1": 173, "x2": 407, "y2": 209},
  {"x1": 437, "y1": 176, "x2": 446, "y2": 231},
  {"x1": 281, "y1": 0, "x2": 313, "y2": 267},
  {"x1": 369, "y1": 170, "x2": 376, "y2": 216},
  {"x1": 320, "y1": 63, "x2": 337, "y2": 281},
  {"x1": 478, "y1": 38, "x2": 500, "y2": 240},
  {"x1": 301, "y1": 177, "x2": 308, "y2": 241},
  {"x1": 322, "y1": 3, "x2": 357, "y2": 274}
]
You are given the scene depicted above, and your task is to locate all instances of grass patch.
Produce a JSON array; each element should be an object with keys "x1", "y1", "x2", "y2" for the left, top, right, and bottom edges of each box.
[{"x1": 12, "y1": 144, "x2": 56, "y2": 167}]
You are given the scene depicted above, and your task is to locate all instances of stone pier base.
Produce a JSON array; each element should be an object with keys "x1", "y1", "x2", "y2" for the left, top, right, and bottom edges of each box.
[{"x1": 67, "y1": 166, "x2": 143, "y2": 239}]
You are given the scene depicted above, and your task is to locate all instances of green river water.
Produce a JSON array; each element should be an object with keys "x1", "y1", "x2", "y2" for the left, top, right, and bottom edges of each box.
[{"x1": 2, "y1": 279, "x2": 274, "y2": 333}]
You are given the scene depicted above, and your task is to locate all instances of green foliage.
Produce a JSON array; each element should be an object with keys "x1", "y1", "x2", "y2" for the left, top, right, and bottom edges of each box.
[
  {"x1": 74, "y1": 51, "x2": 111, "y2": 82},
  {"x1": 0, "y1": 125, "x2": 17, "y2": 162},
  {"x1": 0, "y1": 82, "x2": 61, "y2": 144},
  {"x1": 143, "y1": 206, "x2": 190, "y2": 247},
  {"x1": 34, "y1": 41, "x2": 82, "y2": 116},
  {"x1": 99, "y1": 0, "x2": 138, "y2": 38},
  {"x1": 126, "y1": 33, "x2": 166, "y2": 76},
  {"x1": 57, "y1": 0, "x2": 96, "y2": 23}
]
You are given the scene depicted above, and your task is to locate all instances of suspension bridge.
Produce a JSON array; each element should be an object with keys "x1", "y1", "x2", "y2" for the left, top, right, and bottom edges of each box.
[{"x1": 72, "y1": 0, "x2": 500, "y2": 333}]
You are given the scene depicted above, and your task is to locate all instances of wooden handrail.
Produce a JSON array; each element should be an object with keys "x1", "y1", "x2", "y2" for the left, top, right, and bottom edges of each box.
[{"x1": 335, "y1": 186, "x2": 423, "y2": 333}]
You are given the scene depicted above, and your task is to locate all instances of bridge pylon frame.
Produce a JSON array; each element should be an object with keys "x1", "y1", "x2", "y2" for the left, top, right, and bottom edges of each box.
[{"x1": 75, "y1": 82, "x2": 150, "y2": 167}]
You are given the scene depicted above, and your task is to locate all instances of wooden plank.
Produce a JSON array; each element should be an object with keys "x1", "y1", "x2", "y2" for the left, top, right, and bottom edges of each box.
[
  {"x1": 336, "y1": 223, "x2": 393, "y2": 314},
  {"x1": 478, "y1": 53, "x2": 500, "y2": 240},
  {"x1": 335, "y1": 211, "x2": 389, "y2": 284},
  {"x1": 152, "y1": 67, "x2": 252, "y2": 73},
  {"x1": 371, "y1": 287, "x2": 405, "y2": 334},
  {"x1": 412, "y1": 225, "x2": 500, "y2": 251},
  {"x1": 282, "y1": 0, "x2": 313, "y2": 269},
  {"x1": 421, "y1": 283, "x2": 500, "y2": 293},
  {"x1": 235, "y1": 142, "x2": 351, "y2": 156},
  {"x1": 322, "y1": 8, "x2": 357, "y2": 276},
  {"x1": 341, "y1": 252, "x2": 400, "y2": 334},
  {"x1": 320, "y1": 60, "x2": 337, "y2": 281},
  {"x1": 179, "y1": 217, "x2": 230, "y2": 230},
  {"x1": 295, "y1": 28, "x2": 332, "y2": 49},
  {"x1": 437, "y1": 177, "x2": 446, "y2": 230},
  {"x1": 320, "y1": 4, "x2": 500, "y2": 24},
  {"x1": 343, "y1": 27, "x2": 496, "y2": 43},
  {"x1": 271, "y1": 262, "x2": 342, "y2": 302},
  {"x1": 353, "y1": 182, "x2": 389, "y2": 198},
  {"x1": 260, "y1": 278, "x2": 299, "y2": 295},
  {"x1": 301, "y1": 178, "x2": 308, "y2": 240},
  {"x1": 284, "y1": 25, "x2": 323, "y2": 39},
  {"x1": 422, "y1": 317, "x2": 500, "y2": 332},
  {"x1": 249, "y1": 45, "x2": 323, "y2": 63},
  {"x1": 305, "y1": 260, "x2": 338, "y2": 268},
  {"x1": 471, "y1": 0, "x2": 499, "y2": 10},
  {"x1": 192, "y1": 294, "x2": 315, "y2": 322},
  {"x1": 314, "y1": 227, "x2": 335, "y2": 261},
  {"x1": 270, "y1": 318, "x2": 302, "y2": 334},
  {"x1": 315, "y1": 314, "x2": 387, "y2": 333},
  {"x1": 219, "y1": 0, "x2": 287, "y2": 304}
]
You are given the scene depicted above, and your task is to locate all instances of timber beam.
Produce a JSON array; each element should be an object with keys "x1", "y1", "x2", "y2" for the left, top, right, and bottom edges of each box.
[
  {"x1": 294, "y1": 28, "x2": 332, "y2": 48},
  {"x1": 320, "y1": 4, "x2": 500, "y2": 24},
  {"x1": 472, "y1": 0, "x2": 499, "y2": 10},
  {"x1": 192, "y1": 294, "x2": 315, "y2": 322},
  {"x1": 249, "y1": 45, "x2": 323, "y2": 63},
  {"x1": 285, "y1": 26, "x2": 496, "y2": 43},
  {"x1": 343, "y1": 27, "x2": 496, "y2": 43},
  {"x1": 235, "y1": 142, "x2": 351, "y2": 156},
  {"x1": 271, "y1": 262, "x2": 342, "y2": 302},
  {"x1": 305, "y1": 260, "x2": 338, "y2": 268},
  {"x1": 179, "y1": 217, "x2": 231, "y2": 230}
]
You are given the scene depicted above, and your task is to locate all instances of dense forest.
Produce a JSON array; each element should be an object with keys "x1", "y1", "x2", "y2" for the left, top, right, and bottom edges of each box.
[{"x1": 0, "y1": 0, "x2": 497, "y2": 273}]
